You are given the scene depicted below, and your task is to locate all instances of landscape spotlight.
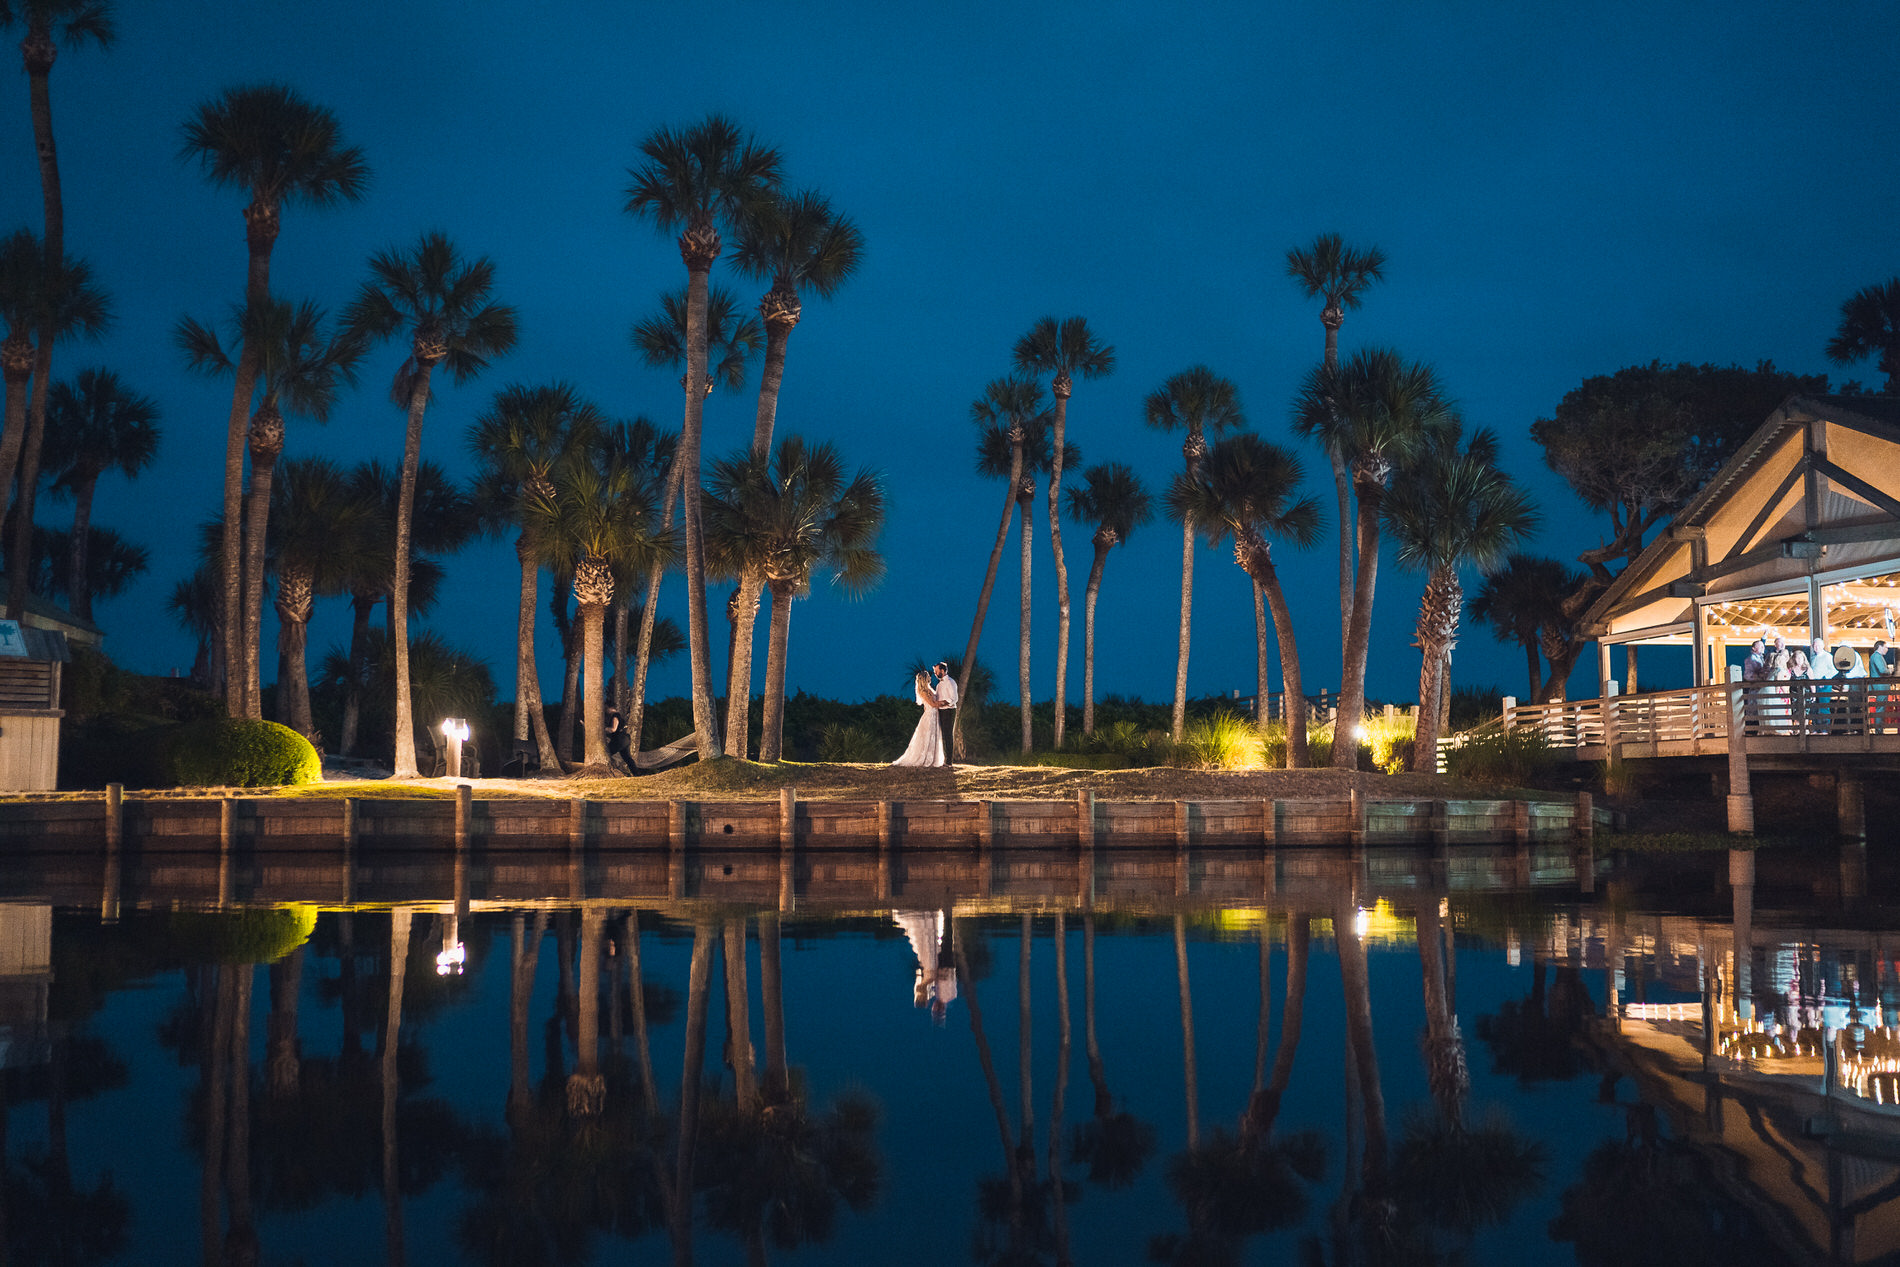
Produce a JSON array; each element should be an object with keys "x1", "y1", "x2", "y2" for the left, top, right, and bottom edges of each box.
[{"x1": 440, "y1": 718, "x2": 470, "y2": 779}]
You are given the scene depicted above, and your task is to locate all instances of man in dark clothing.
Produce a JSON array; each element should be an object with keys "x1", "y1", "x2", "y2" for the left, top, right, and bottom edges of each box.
[{"x1": 605, "y1": 708, "x2": 636, "y2": 775}]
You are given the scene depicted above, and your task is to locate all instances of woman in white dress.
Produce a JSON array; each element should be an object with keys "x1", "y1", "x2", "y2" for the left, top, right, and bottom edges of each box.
[{"x1": 891, "y1": 670, "x2": 947, "y2": 766}]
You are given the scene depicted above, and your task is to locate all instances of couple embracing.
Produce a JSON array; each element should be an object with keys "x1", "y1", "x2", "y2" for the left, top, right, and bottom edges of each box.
[{"x1": 892, "y1": 662, "x2": 958, "y2": 767}]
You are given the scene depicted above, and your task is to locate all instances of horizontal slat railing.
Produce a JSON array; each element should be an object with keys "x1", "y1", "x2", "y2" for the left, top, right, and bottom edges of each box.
[{"x1": 1503, "y1": 677, "x2": 1900, "y2": 758}]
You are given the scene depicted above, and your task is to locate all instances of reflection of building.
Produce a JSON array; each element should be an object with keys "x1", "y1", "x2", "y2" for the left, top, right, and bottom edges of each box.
[{"x1": 0, "y1": 903, "x2": 52, "y2": 1069}]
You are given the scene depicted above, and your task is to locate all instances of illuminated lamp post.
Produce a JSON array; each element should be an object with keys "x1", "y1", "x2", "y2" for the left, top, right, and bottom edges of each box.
[{"x1": 440, "y1": 717, "x2": 470, "y2": 780}]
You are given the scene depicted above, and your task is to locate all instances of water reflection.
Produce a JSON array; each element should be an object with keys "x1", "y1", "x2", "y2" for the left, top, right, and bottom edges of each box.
[{"x1": 3, "y1": 842, "x2": 1890, "y2": 1263}]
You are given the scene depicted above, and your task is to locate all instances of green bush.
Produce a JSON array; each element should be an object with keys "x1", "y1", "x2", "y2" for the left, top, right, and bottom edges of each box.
[
  {"x1": 167, "y1": 905, "x2": 318, "y2": 964},
  {"x1": 1177, "y1": 711, "x2": 1263, "y2": 769},
  {"x1": 1442, "y1": 728, "x2": 1551, "y2": 786},
  {"x1": 817, "y1": 723, "x2": 888, "y2": 762},
  {"x1": 157, "y1": 718, "x2": 322, "y2": 788}
]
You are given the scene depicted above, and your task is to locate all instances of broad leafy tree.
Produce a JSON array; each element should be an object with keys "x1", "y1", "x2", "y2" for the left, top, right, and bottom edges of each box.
[
  {"x1": 1383, "y1": 426, "x2": 1537, "y2": 766},
  {"x1": 342, "y1": 232, "x2": 517, "y2": 776},
  {"x1": 1064, "y1": 462, "x2": 1151, "y2": 735},
  {"x1": 1168, "y1": 433, "x2": 1322, "y2": 766},
  {"x1": 1144, "y1": 366, "x2": 1245, "y2": 740},
  {"x1": 40, "y1": 366, "x2": 156, "y2": 621},
  {"x1": 180, "y1": 83, "x2": 368, "y2": 714},
  {"x1": 1013, "y1": 315, "x2": 1114, "y2": 751},
  {"x1": 1286, "y1": 232, "x2": 1386, "y2": 650},
  {"x1": 1825, "y1": 277, "x2": 1900, "y2": 392},
  {"x1": 1295, "y1": 348, "x2": 1453, "y2": 767},
  {"x1": 625, "y1": 114, "x2": 782, "y2": 760}
]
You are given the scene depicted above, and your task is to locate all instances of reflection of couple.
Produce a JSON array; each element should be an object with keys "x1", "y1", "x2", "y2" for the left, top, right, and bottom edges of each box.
[
  {"x1": 893, "y1": 909, "x2": 957, "y2": 1022},
  {"x1": 891, "y1": 662, "x2": 958, "y2": 767}
]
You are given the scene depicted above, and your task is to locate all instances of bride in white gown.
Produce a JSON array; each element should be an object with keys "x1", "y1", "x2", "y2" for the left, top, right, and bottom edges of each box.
[{"x1": 891, "y1": 670, "x2": 946, "y2": 766}]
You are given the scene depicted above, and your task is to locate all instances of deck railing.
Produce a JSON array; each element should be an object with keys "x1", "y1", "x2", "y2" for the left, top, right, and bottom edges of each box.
[{"x1": 1500, "y1": 677, "x2": 1900, "y2": 758}]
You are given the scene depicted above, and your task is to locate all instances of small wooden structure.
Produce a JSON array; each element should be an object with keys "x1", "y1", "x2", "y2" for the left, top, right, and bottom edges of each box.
[{"x1": 0, "y1": 622, "x2": 69, "y2": 791}]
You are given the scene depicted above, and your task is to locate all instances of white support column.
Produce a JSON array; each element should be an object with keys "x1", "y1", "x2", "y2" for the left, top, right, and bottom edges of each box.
[
  {"x1": 1692, "y1": 603, "x2": 1710, "y2": 687},
  {"x1": 1597, "y1": 640, "x2": 1613, "y2": 701},
  {"x1": 1809, "y1": 574, "x2": 1827, "y2": 645}
]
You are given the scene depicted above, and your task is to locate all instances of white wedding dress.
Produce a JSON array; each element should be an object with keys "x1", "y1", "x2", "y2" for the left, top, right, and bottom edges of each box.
[{"x1": 891, "y1": 682, "x2": 946, "y2": 767}]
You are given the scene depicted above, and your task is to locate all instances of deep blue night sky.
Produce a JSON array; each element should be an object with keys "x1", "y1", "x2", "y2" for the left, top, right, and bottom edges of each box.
[{"x1": 3, "y1": 0, "x2": 1896, "y2": 714}]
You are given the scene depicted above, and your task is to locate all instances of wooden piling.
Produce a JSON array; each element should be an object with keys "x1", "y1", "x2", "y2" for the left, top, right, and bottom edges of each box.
[
  {"x1": 779, "y1": 785, "x2": 797, "y2": 849},
  {"x1": 455, "y1": 783, "x2": 472, "y2": 848},
  {"x1": 104, "y1": 783, "x2": 122, "y2": 848}
]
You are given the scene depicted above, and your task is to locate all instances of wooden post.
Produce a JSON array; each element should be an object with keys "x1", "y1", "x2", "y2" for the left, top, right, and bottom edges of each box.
[
  {"x1": 1574, "y1": 791, "x2": 1594, "y2": 841},
  {"x1": 667, "y1": 800, "x2": 688, "y2": 851},
  {"x1": 218, "y1": 797, "x2": 236, "y2": 907},
  {"x1": 779, "y1": 785, "x2": 796, "y2": 849},
  {"x1": 1174, "y1": 800, "x2": 1190, "y2": 849},
  {"x1": 1349, "y1": 787, "x2": 1366, "y2": 848},
  {"x1": 104, "y1": 782, "x2": 122, "y2": 849},
  {"x1": 1075, "y1": 790, "x2": 1095, "y2": 849},
  {"x1": 978, "y1": 801, "x2": 995, "y2": 848},
  {"x1": 1512, "y1": 799, "x2": 1531, "y2": 845},
  {"x1": 1838, "y1": 777, "x2": 1866, "y2": 842},
  {"x1": 100, "y1": 784, "x2": 122, "y2": 924},
  {"x1": 341, "y1": 797, "x2": 356, "y2": 904},
  {"x1": 568, "y1": 797, "x2": 586, "y2": 848},
  {"x1": 1260, "y1": 798, "x2": 1276, "y2": 847},
  {"x1": 1501, "y1": 696, "x2": 1516, "y2": 730},
  {"x1": 1430, "y1": 798, "x2": 1450, "y2": 848},
  {"x1": 877, "y1": 801, "x2": 893, "y2": 849},
  {"x1": 455, "y1": 783, "x2": 472, "y2": 849},
  {"x1": 1724, "y1": 665, "x2": 1754, "y2": 834}
]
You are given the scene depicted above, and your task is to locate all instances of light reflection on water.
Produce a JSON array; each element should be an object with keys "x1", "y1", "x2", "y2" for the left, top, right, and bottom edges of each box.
[{"x1": 4, "y1": 841, "x2": 1889, "y2": 1265}]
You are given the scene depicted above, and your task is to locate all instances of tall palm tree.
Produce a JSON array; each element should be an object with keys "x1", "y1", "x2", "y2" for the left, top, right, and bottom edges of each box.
[
  {"x1": 1825, "y1": 277, "x2": 1900, "y2": 393},
  {"x1": 703, "y1": 435, "x2": 885, "y2": 761},
  {"x1": 169, "y1": 518, "x2": 225, "y2": 688},
  {"x1": 468, "y1": 382, "x2": 605, "y2": 770},
  {"x1": 537, "y1": 454, "x2": 666, "y2": 767},
  {"x1": 1383, "y1": 426, "x2": 1538, "y2": 768},
  {"x1": 628, "y1": 285, "x2": 760, "y2": 759},
  {"x1": 0, "y1": 230, "x2": 108, "y2": 618},
  {"x1": 180, "y1": 83, "x2": 368, "y2": 715},
  {"x1": 1287, "y1": 233, "x2": 1387, "y2": 651},
  {"x1": 178, "y1": 297, "x2": 361, "y2": 716},
  {"x1": 342, "y1": 232, "x2": 517, "y2": 776},
  {"x1": 1145, "y1": 366, "x2": 1245, "y2": 740},
  {"x1": 1294, "y1": 348, "x2": 1453, "y2": 767},
  {"x1": 1168, "y1": 433, "x2": 1323, "y2": 767},
  {"x1": 722, "y1": 190, "x2": 863, "y2": 754},
  {"x1": 625, "y1": 114, "x2": 783, "y2": 762},
  {"x1": 1065, "y1": 462, "x2": 1151, "y2": 736},
  {"x1": 30, "y1": 522, "x2": 144, "y2": 610},
  {"x1": 1470, "y1": 553, "x2": 1580, "y2": 702},
  {"x1": 269, "y1": 456, "x2": 376, "y2": 741},
  {"x1": 39, "y1": 366, "x2": 156, "y2": 620},
  {"x1": 1013, "y1": 316, "x2": 1114, "y2": 751},
  {"x1": 591, "y1": 417, "x2": 676, "y2": 731},
  {"x1": 949, "y1": 377, "x2": 1047, "y2": 758}
]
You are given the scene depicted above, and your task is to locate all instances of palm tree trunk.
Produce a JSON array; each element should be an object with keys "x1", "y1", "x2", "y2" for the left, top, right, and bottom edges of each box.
[
  {"x1": 567, "y1": 908, "x2": 606, "y2": 1115},
  {"x1": 508, "y1": 911, "x2": 547, "y2": 1122},
  {"x1": 1334, "y1": 894, "x2": 1386, "y2": 1189},
  {"x1": 341, "y1": 593, "x2": 373, "y2": 756},
  {"x1": 954, "y1": 918, "x2": 1020, "y2": 1193},
  {"x1": 1256, "y1": 915, "x2": 1309, "y2": 1138},
  {"x1": 0, "y1": 359, "x2": 30, "y2": 555},
  {"x1": 1018, "y1": 912, "x2": 1034, "y2": 1156},
  {"x1": 1333, "y1": 485, "x2": 1382, "y2": 768},
  {"x1": 723, "y1": 917, "x2": 758, "y2": 1110},
  {"x1": 1019, "y1": 488, "x2": 1034, "y2": 754},
  {"x1": 1416, "y1": 891, "x2": 1466, "y2": 1127},
  {"x1": 382, "y1": 908, "x2": 412, "y2": 1266},
  {"x1": 266, "y1": 946, "x2": 303, "y2": 1100},
  {"x1": 275, "y1": 583, "x2": 314, "y2": 740},
  {"x1": 952, "y1": 442, "x2": 1024, "y2": 759},
  {"x1": 625, "y1": 912, "x2": 658, "y2": 1114},
  {"x1": 631, "y1": 454, "x2": 682, "y2": 761},
  {"x1": 224, "y1": 964, "x2": 258, "y2": 1266},
  {"x1": 67, "y1": 473, "x2": 96, "y2": 620},
  {"x1": 242, "y1": 437, "x2": 277, "y2": 720},
  {"x1": 724, "y1": 573, "x2": 763, "y2": 760},
  {"x1": 10, "y1": 50, "x2": 63, "y2": 630},
  {"x1": 1048, "y1": 395, "x2": 1072, "y2": 752},
  {"x1": 612, "y1": 597, "x2": 631, "y2": 714},
  {"x1": 515, "y1": 533, "x2": 558, "y2": 769},
  {"x1": 680, "y1": 262, "x2": 722, "y2": 760},
  {"x1": 1174, "y1": 913, "x2": 1198, "y2": 1149},
  {"x1": 759, "y1": 911, "x2": 789, "y2": 1106},
  {"x1": 1411, "y1": 568, "x2": 1462, "y2": 771},
  {"x1": 211, "y1": 209, "x2": 275, "y2": 714},
  {"x1": 582, "y1": 599, "x2": 609, "y2": 766},
  {"x1": 673, "y1": 920, "x2": 715, "y2": 1267},
  {"x1": 1254, "y1": 560, "x2": 1308, "y2": 768},
  {"x1": 1082, "y1": 543, "x2": 1107, "y2": 735},
  {"x1": 390, "y1": 365, "x2": 438, "y2": 777},
  {"x1": 1253, "y1": 579, "x2": 1271, "y2": 727},
  {"x1": 1331, "y1": 449, "x2": 1353, "y2": 653},
  {"x1": 201, "y1": 966, "x2": 233, "y2": 1267},
  {"x1": 1050, "y1": 910, "x2": 1073, "y2": 1265},
  {"x1": 1083, "y1": 913, "x2": 1109, "y2": 1116},
  {"x1": 1173, "y1": 517, "x2": 1195, "y2": 742},
  {"x1": 556, "y1": 591, "x2": 581, "y2": 765},
  {"x1": 759, "y1": 580, "x2": 794, "y2": 762}
]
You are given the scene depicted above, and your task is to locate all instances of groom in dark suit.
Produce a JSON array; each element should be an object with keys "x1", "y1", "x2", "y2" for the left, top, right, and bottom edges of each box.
[{"x1": 933, "y1": 663, "x2": 958, "y2": 767}]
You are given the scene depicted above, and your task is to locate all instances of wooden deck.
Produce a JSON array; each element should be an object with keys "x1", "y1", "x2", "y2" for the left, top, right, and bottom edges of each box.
[{"x1": 1502, "y1": 679, "x2": 1900, "y2": 765}]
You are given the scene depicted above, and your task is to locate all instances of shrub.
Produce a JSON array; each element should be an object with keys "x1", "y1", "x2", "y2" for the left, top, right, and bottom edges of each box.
[
  {"x1": 1359, "y1": 710, "x2": 1418, "y2": 774},
  {"x1": 816, "y1": 723, "x2": 887, "y2": 762},
  {"x1": 167, "y1": 905, "x2": 318, "y2": 964},
  {"x1": 156, "y1": 718, "x2": 322, "y2": 788},
  {"x1": 1177, "y1": 711, "x2": 1263, "y2": 769},
  {"x1": 1442, "y1": 728, "x2": 1551, "y2": 786}
]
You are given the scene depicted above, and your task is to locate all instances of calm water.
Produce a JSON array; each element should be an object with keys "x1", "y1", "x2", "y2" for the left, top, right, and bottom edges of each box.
[{"x1": 1, "y1": 840, "x2": 1888, "y2": 1265}]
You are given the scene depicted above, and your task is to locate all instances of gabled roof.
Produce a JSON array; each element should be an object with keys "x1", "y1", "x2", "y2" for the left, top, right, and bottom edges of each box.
[{"x1": 1582, "y1": 395, "x2": 1900, "y2": 639}]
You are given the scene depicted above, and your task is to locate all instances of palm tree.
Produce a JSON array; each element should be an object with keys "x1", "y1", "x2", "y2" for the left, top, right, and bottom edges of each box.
[
  {"x1": 468, "y1": 383, "x2": 604, "y2": 770},
  {"x1": 269, "y1": 456, "x2": 376, "y2": 741},
  {"x1": 178, "y1": 297, "x2": 361, "y2": 717},
  {"x1": 1825, "y1": 277, "x2": 1900, "y2": 392},
  {"x1": 1294, "y1": 347, "x2": 1453, "y2": 767},
  {"x1": 537, "y1": 454, "x2": 666, "y2": 767},
  {"x1": 702, "y1": 435, "x2": 885, "y2": 761},
  {"x1": 1168, "y1": 433, "x2": 1323, "y2": 767},
  {"x1": 625, "y1": 114, "x2": 783, "y2": 762},
  {"x1": 180, "y1": 83, "x2": 368, "y2": 716},
  {"x1": 950, "y1": 376, "x2": 1048, "y2": 759},
  {"x1": 1469, "y1": 554, "x2": 1579, "y2": 702},
  {"x1": 1065, "y1": 462, "x2": 1152, "y2": 736},
  {"x1": 342, "y1": 231, "x2": 517, "y2": 777},
  {"x1": 39, "y1": 366, "x2": 156, "y2": 620},
  {"x1": 627, "y1": 285, "x2": 760, "y2": 760},
  {"x1": 1383, "y1": 425, "x2": 1538, "y2": 768},
  {"x1": 1013, "y1": 316, "x2": 1115, "y2": 751},
  {"x1": 0, "y1": 230, "x2": 109, "y2": 619},
  {"x1": 30, "y1": 523, "x2": 144, "y2": 610},
  {"x1": 591, "y1": 417, "x2": 676, "y2": 733},
  {"x1": 1286, "y1": 233, "x2": 1387, "y2": 651},
  {"x1": 723, "y1": 190, "x2": 864, "y2": 754},
  {"x1": 1145, "y1": 367, "x2": 1245, "y2": 740}
]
